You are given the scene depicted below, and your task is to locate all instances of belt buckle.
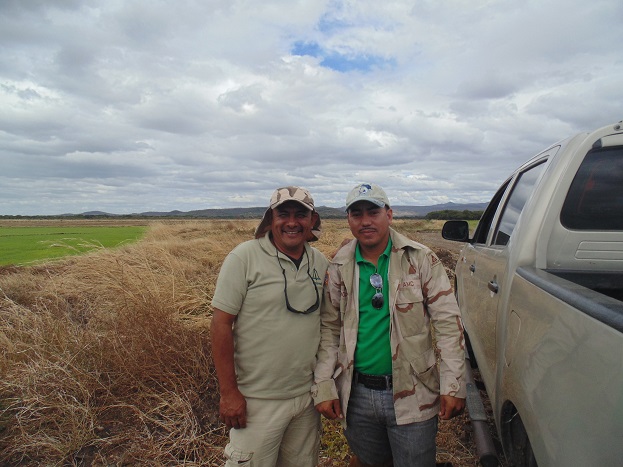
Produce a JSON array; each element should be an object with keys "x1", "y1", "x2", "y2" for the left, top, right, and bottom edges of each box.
[{"x1": 369, "y1": 376, "x2": 388, "y2": 390}]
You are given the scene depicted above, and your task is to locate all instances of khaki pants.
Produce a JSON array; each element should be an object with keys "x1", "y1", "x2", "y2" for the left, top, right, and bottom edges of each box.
[{"x1": 224, "y1": 392, "x2": 320, "y2": 467}]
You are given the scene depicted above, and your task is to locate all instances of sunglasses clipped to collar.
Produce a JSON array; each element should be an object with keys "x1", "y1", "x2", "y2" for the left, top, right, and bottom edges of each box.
[{"x1": 370, "y1": 272, "x2": 384, "y2": 309}]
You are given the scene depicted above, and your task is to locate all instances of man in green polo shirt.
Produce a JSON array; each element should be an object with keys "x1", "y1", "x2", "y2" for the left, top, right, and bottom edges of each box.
[
  {"x1": 313, "y1": 183, "x2": 466, "y2": 467},
  {"x1": 211, "y1": 186, "x2": 328, "y2": 467}
]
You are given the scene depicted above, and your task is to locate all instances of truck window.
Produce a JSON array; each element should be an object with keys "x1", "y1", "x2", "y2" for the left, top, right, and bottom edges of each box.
[
  {"x1": 472, "y1": 179, "x2": 511, "y2": 244},
  {"x1": 561, "y1": 147, "x2": 623, "y2": 230},
  {"x1": 493, "y1": 161, "x2": 547, "y2": 246}
]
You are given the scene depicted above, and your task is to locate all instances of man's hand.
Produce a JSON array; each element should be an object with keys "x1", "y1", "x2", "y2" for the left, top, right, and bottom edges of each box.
[
  {"x1": 219, "y1": 388, "x2": 247, "y2": 429},
  {"x1": 211, "y1": 309, "x2": 247, "y2": 429},
  {"x1": 315, "y1": 399, "x2": 343, "y2": 420},
  {"x1": 439, "y1": 395, "x2": 465, "y2": 420}
]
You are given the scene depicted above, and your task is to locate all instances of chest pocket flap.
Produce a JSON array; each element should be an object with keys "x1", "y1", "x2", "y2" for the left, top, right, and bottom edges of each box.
[{"x1": 396, "y1": 275, "x2": 423, "y2": 309}]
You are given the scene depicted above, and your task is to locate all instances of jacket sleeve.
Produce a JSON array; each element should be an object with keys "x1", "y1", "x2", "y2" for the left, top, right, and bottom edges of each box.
[
  {"x1": 312, "y1": 264, "x2": 342, "y2": 405},
  {"x1": 417, "y1": 249, "x2": 467, "y2": 399}
]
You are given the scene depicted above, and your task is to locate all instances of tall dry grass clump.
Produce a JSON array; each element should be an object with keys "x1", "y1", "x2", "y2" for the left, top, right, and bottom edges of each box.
[
  {"x1": 0, "y1": 220, "x2": 259, "y2": 465},
  {"x1": 0, "y1": 218, "x2": 463, "y2": 466}
]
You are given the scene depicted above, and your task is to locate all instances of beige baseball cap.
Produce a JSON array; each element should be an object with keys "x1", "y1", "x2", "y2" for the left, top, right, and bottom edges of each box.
[
  {"x1": 345, "y1": 183, "x2": 390, "y2": 210},
  {"x1": 254, "y1": 186, "x2": 322, "y2": 241}
]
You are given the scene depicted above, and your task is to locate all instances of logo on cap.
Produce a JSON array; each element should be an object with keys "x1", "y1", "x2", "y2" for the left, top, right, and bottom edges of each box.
[{"x1": 359, "y1": 184, "x2": 372, "y2": 194}]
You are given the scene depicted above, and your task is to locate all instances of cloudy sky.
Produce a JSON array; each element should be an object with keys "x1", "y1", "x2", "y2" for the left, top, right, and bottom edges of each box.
[{"x1": 1, "y1": 0, "x2": 622, "y2": 215}]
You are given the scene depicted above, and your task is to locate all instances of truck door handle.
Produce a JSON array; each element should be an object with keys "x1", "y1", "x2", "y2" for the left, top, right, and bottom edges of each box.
[
  {"x1": 469, "y1": 264, "x2": 476, "y2": 273},
  {"x1": 488, "y1": 280, "x2": 499, "y2": 294}
]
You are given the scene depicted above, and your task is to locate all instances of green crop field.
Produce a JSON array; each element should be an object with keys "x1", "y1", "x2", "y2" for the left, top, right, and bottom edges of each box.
[{"x1": 0, "y1": 225, "x2": 147, "y2": 266}]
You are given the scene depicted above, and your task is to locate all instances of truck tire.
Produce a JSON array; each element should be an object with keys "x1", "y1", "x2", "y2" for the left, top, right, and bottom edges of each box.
[{"x1": 504, "y1": 406, "x2": 538, "y2": 467}]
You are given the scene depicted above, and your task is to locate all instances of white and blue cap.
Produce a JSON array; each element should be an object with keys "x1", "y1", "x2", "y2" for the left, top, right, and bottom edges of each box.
[{"x1": 345, "y1": 183, "x2": 390, "y2": 211}]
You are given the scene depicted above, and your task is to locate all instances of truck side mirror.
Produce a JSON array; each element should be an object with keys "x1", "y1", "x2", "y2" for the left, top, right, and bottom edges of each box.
[{"x1": 442, "y1": 220, "x2": 470, "y2": 242}]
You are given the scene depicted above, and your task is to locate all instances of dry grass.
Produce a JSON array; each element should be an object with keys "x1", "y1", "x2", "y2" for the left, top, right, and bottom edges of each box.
[{"x1": 0, "y1": 218, "x2": 494, "y2": 466}]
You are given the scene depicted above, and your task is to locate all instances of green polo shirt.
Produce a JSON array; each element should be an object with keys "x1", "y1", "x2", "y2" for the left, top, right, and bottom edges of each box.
[{"x1": 354, "y1": 238, "x2": 392, "y2": 375}]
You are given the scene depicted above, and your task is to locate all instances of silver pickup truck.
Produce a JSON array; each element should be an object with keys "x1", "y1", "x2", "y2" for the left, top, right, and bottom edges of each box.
[{"x1": 442, "y1": 121, "x2": 623, "y2": 467}]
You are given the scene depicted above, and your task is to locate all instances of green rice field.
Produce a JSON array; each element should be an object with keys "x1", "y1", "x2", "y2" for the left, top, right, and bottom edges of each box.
[{"x1": 0, "y1": 225, "x2": 147, "y2": 266}]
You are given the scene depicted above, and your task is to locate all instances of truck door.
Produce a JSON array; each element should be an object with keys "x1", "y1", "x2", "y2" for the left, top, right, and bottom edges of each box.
[
  {"x1": 463, "y1": 161, "x2": 547, "y2": 387},
  {"x1": 460, "y1": 180, "x2": 510, "y2": 388}
]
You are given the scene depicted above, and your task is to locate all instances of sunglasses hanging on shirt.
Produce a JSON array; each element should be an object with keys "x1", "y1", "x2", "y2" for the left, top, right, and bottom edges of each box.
[
  {"x1": 370, "y1": 272, "x2": 384, "y2": 309},
  {"x1": 275, "y1": 247, "x2": 320, "y2": 314}
]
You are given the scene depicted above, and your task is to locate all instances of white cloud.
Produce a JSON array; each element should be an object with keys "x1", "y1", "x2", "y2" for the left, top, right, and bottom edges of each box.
[{"x1": 1, "y1": 0, "x2": 622, "y2": 215}]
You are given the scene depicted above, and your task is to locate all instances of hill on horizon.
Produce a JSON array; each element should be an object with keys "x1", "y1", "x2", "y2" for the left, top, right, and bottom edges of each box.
[{"x1": 56, "y1": 201, "x2": 487, "y2": 219}]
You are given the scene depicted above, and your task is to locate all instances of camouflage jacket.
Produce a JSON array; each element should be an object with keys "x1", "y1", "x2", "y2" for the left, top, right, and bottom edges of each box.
[{"x1": 312, "y1": 228, "x2": 466, "y2": 425}]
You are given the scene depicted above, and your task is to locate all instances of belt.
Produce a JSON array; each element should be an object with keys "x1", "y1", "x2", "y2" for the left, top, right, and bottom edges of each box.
[{"x1": 354, "y1": 371, "x2": 393, "y2": 390}]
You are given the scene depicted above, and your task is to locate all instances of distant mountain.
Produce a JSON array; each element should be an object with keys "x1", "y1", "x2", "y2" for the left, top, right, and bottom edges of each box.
[
  {"x1": 58, "y1": 210, "x2": 117, "y2": 217},
  {"x1": 390, "y1": 202, "x2": 488, "y2": 217},
  {"x1": 82, "y1": 211, "x2": 116, "y2": 216},
  {"x1": 133, "y1": 206, "x2": 347, "y2": 218},
  {"x1": 59, "y1": 202, "x2": 487, "y2": 219}
]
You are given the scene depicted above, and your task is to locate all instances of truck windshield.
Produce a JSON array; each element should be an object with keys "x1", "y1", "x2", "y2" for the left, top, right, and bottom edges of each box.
[{"x1": 561, "y1": 147, "x2": 623, "y2": 230}]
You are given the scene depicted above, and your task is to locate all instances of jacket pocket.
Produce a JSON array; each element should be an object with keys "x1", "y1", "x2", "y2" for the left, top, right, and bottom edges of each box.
[
  {"x1": 395, "y1": 282, "x2": 427, "y2": 337},
  {"x1": 395, "y1": 275, "x2": 423, "y2": 305},
  {"x1": 395, "y1": 275, "x2": 424, "y2": 327},
  {"x1": 410, "y1": 347, "x2": 440, "y2": 395}
]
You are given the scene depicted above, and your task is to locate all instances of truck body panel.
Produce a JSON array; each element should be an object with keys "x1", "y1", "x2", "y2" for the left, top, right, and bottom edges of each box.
[
  {"x1": 503, "y1": 268, "x2": 623, "y2": 466},
  {"x1": 445, "y1": 121, "x2": 623, "y2": 466}
]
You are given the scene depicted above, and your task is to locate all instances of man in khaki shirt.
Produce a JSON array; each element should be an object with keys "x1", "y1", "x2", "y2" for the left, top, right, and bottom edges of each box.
[{"x1": 211, "y1": 186, "x2": 328, "y2": 467}]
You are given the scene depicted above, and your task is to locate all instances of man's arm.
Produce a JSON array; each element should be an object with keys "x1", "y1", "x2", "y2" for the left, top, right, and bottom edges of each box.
[
  {"x1": 312, "y1": 267, "x2": 343, "y2": 415},
  {"x1": 313, "y1": 296, "x2": 343, "y2": 419},
  {"x1": 417, "y1": 249, "x2": 467, "y2": 412},
  {"x1": 211, "y1": 308, "x2": 247, "y2": 429}
]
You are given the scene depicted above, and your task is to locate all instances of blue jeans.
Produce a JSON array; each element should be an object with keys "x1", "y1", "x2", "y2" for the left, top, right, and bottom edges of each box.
[{"x1": 345, "y1": 381, "x2": 438, "y2": 467}]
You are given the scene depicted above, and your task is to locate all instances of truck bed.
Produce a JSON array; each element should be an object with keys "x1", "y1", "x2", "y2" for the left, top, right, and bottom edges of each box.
[{"x1": 516, "y1": 267, "x2": 623, "y2": 333}]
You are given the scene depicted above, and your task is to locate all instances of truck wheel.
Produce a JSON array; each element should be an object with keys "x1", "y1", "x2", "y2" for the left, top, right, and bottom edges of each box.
[{"x1": 504, "y1": 406, "x2": 538, "y2": 467}]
